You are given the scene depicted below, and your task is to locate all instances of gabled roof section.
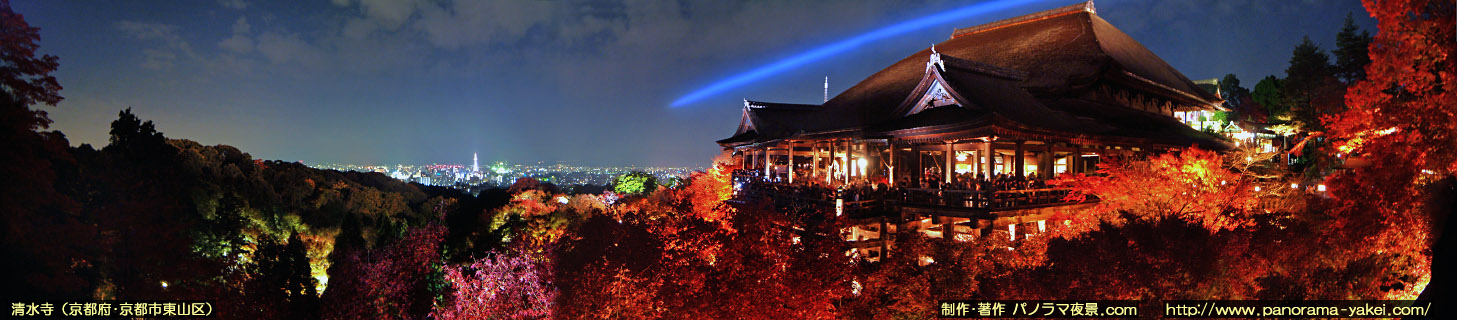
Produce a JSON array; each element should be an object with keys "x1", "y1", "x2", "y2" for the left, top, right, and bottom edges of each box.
[
  {"x1": 897, "y1": 51, "x2": 978, "y2": 116},
  {"x1": 861, "y1": 52, "x2": 1104, "y2": 140},
  {"x1": 922, "y1": 53, "x2": 1094, "y2": 134},
  {"x1": 717, "y1": 130, "x2": 759, "y2": 146},
  {"x1": 732, "y1": 99, "x2": 822, "y2": 135},
  {"x1": 901, "y1": 81, "x2": 964, "y2": 116},
  {"x1": 732, "y1": 103, "x2": 756, "y2": 136},
  {"x1": 721, "y1": 99, "x2": 825, "y2": 147}
]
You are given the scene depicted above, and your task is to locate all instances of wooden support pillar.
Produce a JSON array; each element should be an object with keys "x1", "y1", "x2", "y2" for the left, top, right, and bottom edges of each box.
[
  {"x1": 746, "y1": 148, "x2": 753, "y2": 170},
  {"x1": 833, "y1": 140, "x2": 845, "y2": 184},
  {"x1": 1014, "y1": 141, "x2": 1025, "y2": 178},
  {"x1": 747, "y1": 147, "x2": 754, "y2": 171},
  {"x1": 862, "y1": 142, "x2": 869, "y2": 181},
  {"x1": 763, "y1": 146, "x2": 771, "y2": 177},
  {"x1": 843, "y1": 139, "x2": 852, "y2": 185},
  {"x1": 828, "y1": 141, "x2": 836, "y2": 183},
  {"x1": 943, "y1": 216, "x2": 955, "y2": 242},
  {"x1": 880, "y1": 143, "x2": 891, "y2": 186},
  {"x1": 829, "y1": 141, "x2": 838, "y2": 184},
  {"x1": 757, "y1": 146, "x2": 769, "y2": 172},
  {"x1": 913, "y1": 145, "x2": 923, "y2": 188},
  {"x1": 850, "y1": 140, "x2": 862, "y2": 181},
  {"x1": 740, "y1": 148, "x2": 748, "y2": 169},
  {"x1": 811, "y1": 142, "x2": 820, "y2": 182},
  {"x1": 821, "y1": 142, "x2": 828, "y2": 180},
  {"x1": 944, "y1": 141, "x2": 955, "y2": 184},
  {"x1": 787, "y1": 141, "x2": 795, "y2": 184},
  {"x1": 857, "y1": 141, "x2": 867, "y2": 182},
  {"x1": 1072, "y1": 144, "x2": 1082, "y2": 174},
  {"x1": 973, "y1": 149, "x2": 984, "y2": 176},
  {"x1": 1041, "y1": 143, "x2": 1054, "y2": 179},
  {"x1": 931, "y1": 214, "x2": 940, "y2": 238},
  {"x1": 982, "y1": 140, "x2": 994, "y2": 179}
]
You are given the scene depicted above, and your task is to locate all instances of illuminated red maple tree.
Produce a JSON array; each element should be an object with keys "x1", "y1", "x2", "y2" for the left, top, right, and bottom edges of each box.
[
  {"x1": 1056, "y1": 148, "x2": 1264, "y2": 232},
  {"x1": 431, "y1": 248, "x2": 556, "y2": 320},
  {"x1": 320, "y1": 224, "x2": 445, "y2": 320},
  {"x1": 1317, "y1": 0, "x2": 1452, "y2": 299}
]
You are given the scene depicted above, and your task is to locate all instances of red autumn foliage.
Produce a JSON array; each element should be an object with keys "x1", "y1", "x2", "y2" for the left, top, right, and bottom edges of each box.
[
  {"x1": 320, "y1": 224, "x2": 444, "y2": 320},
  {"x1": 1056, "y1": 148, "x2": 1264, "y2": 232},
  {"x1": 845, "y1": 232, "x2": 1048, "y2": 319},
  {"x1": 431, "y1": 248, "x2": 556, "y2": 320},
  {"x1": 1324, "y1": 0, "x2": 1455, "y2": 211},
  {"x1": 554, "y1": 157, "x2": 853, "y2": 319},
  {"x1": 1041, "y1": 136, "x2": 1436, "y2": 300},
  {"x1": 1328, "y1": 0, "x2": 1457, "y2": 178},
  {"x1": 1316, "y1": 0, "x2": 1452, "y2": 298}
]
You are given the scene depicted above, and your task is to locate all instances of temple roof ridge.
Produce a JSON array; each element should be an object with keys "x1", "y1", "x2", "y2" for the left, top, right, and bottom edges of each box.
[
  {"x1": 745, "y1": 99, "x2": 821, "y2": 110},
  {"x1": 951, "y1": 0, "x2": 1095, "y2": 39}
]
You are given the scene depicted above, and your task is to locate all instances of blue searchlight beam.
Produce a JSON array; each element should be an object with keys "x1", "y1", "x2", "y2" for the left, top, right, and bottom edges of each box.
[{"x1": 671, "y1": 0, "x2": 1049, "y2": 107}]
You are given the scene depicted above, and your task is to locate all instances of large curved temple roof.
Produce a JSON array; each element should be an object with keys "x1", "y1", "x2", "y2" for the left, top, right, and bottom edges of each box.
[{"x1": 720, "y1": 1, "x2": 1229, "y2": 151}]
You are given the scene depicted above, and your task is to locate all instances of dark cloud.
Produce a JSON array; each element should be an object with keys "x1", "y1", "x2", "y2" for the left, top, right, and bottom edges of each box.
[{"x1": 217, "y1": 0, "x2": 249, "y2": 10}]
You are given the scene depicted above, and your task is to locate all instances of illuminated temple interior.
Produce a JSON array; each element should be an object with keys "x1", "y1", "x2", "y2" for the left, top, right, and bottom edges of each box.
[{"x1": 718, "y1": 1, "x2": 1259, "y2": 261}]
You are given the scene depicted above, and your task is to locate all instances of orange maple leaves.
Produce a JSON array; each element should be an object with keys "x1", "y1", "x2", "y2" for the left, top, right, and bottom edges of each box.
[{"x1": 1057, "y1": 148, "x2": 1263, "y2": 232}]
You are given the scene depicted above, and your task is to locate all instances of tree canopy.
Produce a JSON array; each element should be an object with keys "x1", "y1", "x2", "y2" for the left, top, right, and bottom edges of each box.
[
  {"x1": 0, "y1": 0, "x2": 62, "y2": 108},
  {"x1": 613, "y1": 171, "x2": 658, "y2": 195}
]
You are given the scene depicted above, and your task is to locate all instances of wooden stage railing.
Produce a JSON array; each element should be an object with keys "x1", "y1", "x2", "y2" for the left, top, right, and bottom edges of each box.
[{"x1": 731, "y1": 172, "x2": 1090, "y2": 216}]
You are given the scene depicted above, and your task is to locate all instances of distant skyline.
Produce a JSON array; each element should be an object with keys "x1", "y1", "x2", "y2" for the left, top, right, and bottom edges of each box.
[{"x1": 15, "y1": 0, "x2": 1373, "y2": 166}]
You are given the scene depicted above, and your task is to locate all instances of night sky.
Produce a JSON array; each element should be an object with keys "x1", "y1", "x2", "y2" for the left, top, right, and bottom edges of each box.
[{"x1": 13, "y1": 0, "x2": 1373, "y2": 167}]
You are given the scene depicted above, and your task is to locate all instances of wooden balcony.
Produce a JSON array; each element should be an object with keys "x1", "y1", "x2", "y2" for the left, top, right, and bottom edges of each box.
[{"x1": 732, "y1": 172, "x2": 1095, "y2": 219}]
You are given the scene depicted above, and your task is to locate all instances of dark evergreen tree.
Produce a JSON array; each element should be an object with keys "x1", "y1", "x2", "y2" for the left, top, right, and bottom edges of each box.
[
  {"x1": 1219, "y1": 74, "x2": 1257, "y2": 121},
  {"x1": 1333, "y1": 13, "x2": 1374, "y2": 83},
  {"x1": 1281, "y1": 37, "x2": 1346, "y2": 177},
  {"x1": 1282, "y1": 36, "x2": 1336, "y2": 109},
  {"x1": 249, "y1": 234, "x2": 321, "y2": 319},
  {"x1": 1252, "y1": 76, "x2": 1287, "y2": 123}
]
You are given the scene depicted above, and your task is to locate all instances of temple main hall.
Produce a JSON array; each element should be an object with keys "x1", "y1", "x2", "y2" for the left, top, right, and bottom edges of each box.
[{"x1": 718, "y1": 1, "x2": 1232, "y2": 260}]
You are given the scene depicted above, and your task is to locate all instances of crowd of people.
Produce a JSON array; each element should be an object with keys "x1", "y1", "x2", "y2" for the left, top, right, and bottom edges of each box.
[
  {"x1": 912, "y1": 168, "x2": 1052, "y2": 191},
  {"x1": 733, "y1": 169, "x2": 1072, "y2": 211}
]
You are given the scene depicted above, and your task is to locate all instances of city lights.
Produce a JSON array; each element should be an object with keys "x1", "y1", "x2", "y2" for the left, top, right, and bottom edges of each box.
[{"x1": 310, "y1": 159, "x2": 697, "y2": 192}]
